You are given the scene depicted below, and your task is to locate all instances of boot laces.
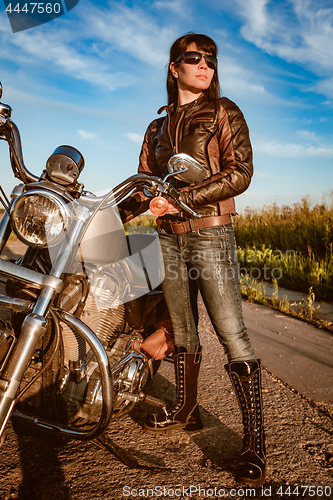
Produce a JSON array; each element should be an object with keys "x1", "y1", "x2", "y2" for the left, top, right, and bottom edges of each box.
[
  {"x1": 166, "y1": 356, "x2": 185, "y2": 416},
  {"x1": 233, "y1": 370, "x2": 263, "y2": 455}
]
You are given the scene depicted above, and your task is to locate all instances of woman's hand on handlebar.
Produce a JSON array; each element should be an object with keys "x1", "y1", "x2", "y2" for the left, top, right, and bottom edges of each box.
[{"x1": 165, "y1": 198, "x2": 180, "y2": 214}]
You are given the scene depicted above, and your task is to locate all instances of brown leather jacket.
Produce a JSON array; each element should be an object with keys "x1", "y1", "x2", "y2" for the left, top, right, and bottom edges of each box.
[{"x1": 119, "y1": 95, "x2": 253, "y2": 221}]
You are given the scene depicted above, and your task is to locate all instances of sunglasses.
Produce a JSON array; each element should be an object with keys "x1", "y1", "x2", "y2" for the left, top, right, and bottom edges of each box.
[{"x1": 174, "y1": 51, "x2": 217, "y2": 70}]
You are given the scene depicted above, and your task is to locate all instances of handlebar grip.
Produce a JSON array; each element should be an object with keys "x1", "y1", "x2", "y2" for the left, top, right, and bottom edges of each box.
[{"x1": 149, "y1": 197, "x2": 169, "y2": 216}]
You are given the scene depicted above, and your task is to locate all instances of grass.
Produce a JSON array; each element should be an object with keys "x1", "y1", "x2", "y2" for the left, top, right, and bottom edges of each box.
[
  {"x1": 234, "y1": 192, "x2": 333, "y2": 260},
  {"x1": 236, "y1": 243, "x2": 333, "y2": 301},
  {"x1": 234, "y1": 192, "x2": 333, "y2": 301},
  {"x1": 318, "y1": 402, "x2": 333, "y2": 420},
  {"x1": 124, "y1": 214, "x2": 157, "y2": 234}
]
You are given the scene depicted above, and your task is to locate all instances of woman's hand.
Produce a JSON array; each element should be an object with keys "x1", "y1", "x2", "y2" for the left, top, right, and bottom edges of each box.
[{"x1": 166, "y1": 198, "x2": 180, "y2": 214}]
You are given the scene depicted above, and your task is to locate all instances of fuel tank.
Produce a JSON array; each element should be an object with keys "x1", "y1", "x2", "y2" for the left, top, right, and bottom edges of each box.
[{"x1": 79, "y1": 206, "x2": 128, "y2": 265}]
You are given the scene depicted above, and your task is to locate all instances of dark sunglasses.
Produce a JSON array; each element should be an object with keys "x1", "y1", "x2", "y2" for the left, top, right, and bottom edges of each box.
[{"x1": 174, "y1": 51, "x2": 217, "y2": 70}]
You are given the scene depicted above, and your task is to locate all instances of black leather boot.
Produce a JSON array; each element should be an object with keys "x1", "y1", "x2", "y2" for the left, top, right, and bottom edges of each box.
[
  {"x1": 225, "y1": 360, "x2": 266, "y2": 487},
  {"x1": 144, "y1": 345, "x2": 202, "y2": 433}
]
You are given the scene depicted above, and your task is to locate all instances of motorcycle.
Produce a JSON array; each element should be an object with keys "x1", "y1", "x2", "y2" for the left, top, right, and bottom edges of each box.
[{"x1": 0, "y1": 82, "x2": 206, "y2": 468}]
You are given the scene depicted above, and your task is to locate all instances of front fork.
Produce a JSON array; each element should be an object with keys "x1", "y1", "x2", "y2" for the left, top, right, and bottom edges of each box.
[
  {"x1": 0, "y1": 204, "x2": 90, "y2": 440},
  {"x1": 0, "y1": 314, "x2": 47, "y2": 437}
]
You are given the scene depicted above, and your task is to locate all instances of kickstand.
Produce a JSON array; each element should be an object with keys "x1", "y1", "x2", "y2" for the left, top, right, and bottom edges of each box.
[{"x1": 93, "y1": 433, "x2": 171, "y2": 472}]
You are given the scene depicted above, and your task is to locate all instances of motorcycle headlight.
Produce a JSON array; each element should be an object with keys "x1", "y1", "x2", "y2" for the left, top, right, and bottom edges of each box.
[{"x1": 10, "y1": 190, "x2": 70, "y2": 249}]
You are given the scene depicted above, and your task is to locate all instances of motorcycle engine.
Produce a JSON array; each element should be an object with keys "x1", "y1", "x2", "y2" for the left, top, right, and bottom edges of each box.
[
  {"x1": 57, "y1": 265, "x2": 149, "y2": 423},
  {"x1": 58, "y1": 268, "x2": 126, "y2": 363}
]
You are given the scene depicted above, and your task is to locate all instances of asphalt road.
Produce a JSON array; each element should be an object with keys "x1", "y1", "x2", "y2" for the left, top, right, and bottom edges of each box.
[
  {"x1": 244, "y1": 301, "x2": 333, "y2": 405},
  {"x1": 198, "y1": 298, "x2": 333, "y2": 406}
]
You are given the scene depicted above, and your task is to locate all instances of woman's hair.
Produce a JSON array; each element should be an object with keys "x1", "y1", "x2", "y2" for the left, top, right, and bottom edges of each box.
[{"x1": 167, "y1": 33, "x2": 221, "y2": 105}]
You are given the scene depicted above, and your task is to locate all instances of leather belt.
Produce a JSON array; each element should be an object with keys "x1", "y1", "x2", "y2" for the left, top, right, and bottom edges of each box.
[{"x1": 156, "y1": 214, "x2": 231, "y2": 235}]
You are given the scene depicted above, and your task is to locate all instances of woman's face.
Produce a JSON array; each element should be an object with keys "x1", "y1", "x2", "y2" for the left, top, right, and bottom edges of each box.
[{"x1": 170, "y1": 42, "x2": 215, "y2": 98}]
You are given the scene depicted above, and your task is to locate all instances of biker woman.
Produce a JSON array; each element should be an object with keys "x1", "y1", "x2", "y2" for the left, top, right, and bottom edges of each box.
[{"x1": 119, "y1": 33, "x2": 266, "y2": 487}]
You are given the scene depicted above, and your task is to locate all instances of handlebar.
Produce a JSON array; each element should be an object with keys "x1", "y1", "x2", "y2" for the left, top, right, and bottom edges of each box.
[
  {"x1": 80, "y1": 173, "x2": 203, "y2": 218},
  {"x1": 89, "y1": 174, "x2": 202, "y2": 218},
  {"x1": 0, "y1": 117, "x2": 39, "y2": 184}
]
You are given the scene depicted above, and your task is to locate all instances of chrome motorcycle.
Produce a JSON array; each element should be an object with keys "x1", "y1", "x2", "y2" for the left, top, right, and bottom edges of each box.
[{"x1": 0, "y1": 82, "x2": 205, "y2": 466}]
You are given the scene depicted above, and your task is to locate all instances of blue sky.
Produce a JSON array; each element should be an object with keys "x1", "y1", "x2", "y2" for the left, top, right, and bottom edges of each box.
[{"x1": 0, "y1": 0, "x2": 332, "y2": 212}]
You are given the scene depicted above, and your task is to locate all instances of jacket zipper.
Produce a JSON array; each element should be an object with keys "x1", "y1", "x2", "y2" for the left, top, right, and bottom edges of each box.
[
  {"x1": 167, "y1": 110, "x2": 185, "y2": 155},
  {"x1": 166, "y1": 113, "x2": 174, "y2": 154},
  {"x1": 167, "y1": 110, "x2": 186, "y2": 217},
  {"x1": 174, "y1": 110, "x2": 185, "y2": 154}
]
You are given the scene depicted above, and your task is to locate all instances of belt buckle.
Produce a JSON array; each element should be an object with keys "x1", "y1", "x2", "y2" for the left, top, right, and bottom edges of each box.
[{"x1": 189, "y1": 219, "x2": 196, "y2": 232}]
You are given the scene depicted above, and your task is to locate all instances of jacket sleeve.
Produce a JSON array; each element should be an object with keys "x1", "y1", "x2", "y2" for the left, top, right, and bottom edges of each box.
[
  {"x1": 179, "y1": 99, "x2": 253, "y2": 208},
  {"x1": 138, "y1": 120, "x2": 161, "y2": 176},
  {"x1": 117, "y1": 122, "x2": 158, "y2": 223}
]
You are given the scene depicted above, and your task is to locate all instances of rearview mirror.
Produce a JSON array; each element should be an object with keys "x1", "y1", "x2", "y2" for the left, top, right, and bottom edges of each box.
[{"x1": 167, "y1": 153, "x2": 206, "y2": 184}]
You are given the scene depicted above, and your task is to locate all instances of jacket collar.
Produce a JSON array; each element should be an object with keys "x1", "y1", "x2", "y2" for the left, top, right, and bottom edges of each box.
[{"x1": 157, "y1": 94, "x2": 209, "y2": 115}]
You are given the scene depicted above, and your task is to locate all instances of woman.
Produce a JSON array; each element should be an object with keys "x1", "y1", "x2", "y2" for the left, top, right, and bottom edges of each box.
[{"x1": 119, "y1": 33, "x2": 266, "y2": 487}]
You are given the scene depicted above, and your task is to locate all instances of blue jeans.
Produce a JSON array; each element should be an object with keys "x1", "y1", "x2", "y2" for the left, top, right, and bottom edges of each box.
[{"x1": 158, "y1": 223, "x2": 257, "y2": 362}]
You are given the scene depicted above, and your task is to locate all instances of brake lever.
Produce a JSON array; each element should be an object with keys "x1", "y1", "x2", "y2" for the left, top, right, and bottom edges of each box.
[
  {"x1": 174, "y1": 199, "x2": 203, "y2": 218},
  {"x1": 161, "y1": 182, "x2": 203, "y2": 218}
]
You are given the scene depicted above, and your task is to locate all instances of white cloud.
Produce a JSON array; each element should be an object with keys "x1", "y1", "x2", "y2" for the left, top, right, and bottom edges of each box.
[
  {"x1": 80, "y1": 1, "x2": 175, "y2": 67},
  {"x1": 0, "y1": 83, "x2": 126, "y2": 121},
  {"x1": 218, "y1": 56, "x2": 267, "y2": 97},
  {"x1": 314, "y1": 77, "x2": 333, "y2": 100},
  {"x1": 301, "y1": 118, "x2": 313, "y2": 125},
  {"x1": 296, "y1": 130, "x2": 320, "y2": 142},
  {"x1": 77, "y1": 129, "x2": 97, "y2": 140},
  {"x1": 153, "y1": 0, "x2": 189, "y2": 17},
  {"x1": 296, "y1": 129, "x2": 333, "y2": 152},
  {"x1": 233, "y1": 0, "x2": 333, "y2": 98},
  {"x1": 0, "y1": 12, "x2": 134, "y2": 91},
  {"x1": 124, "y1": 132, "x2": 143, "y2": 144},
  {"x1": 254, "y1": 139, "x2": 333, "y2": 158},
  {"x1": 237, "y1": 0, "x2": 270, "y2": 36}
]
